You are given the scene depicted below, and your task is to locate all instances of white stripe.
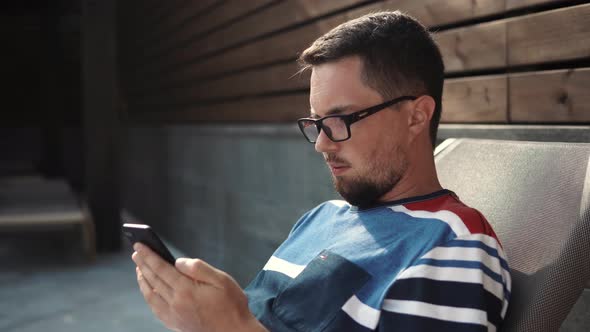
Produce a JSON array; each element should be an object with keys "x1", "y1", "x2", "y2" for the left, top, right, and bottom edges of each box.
[
  {"x1": 421, "y1": 245, "x2": 511, "y2": 303},
  {"x1": 262, "y1": 256, "x2": 305, "y2": 279},
  {"x1": 423, "y1": 246, "x2": 506, "y2": 278},
  {"x1": 328, "y1": 200, "x2": 349, "y2": 208},
  {"x1": 341, "y1": 295, "x2": 381, "y2": 330},
  {"x1": 382, "y1": 299, "x2": 491, "y2": 327},
  {"x1": 390, "y1": 205, "x2": 470, "y2": 237},
  {"x1": 397, "y1": 265, "x2": 504, "y2": 300},
  {"x1": 458, "y1": 234, "x2": 506, "y2": 260},
  {"x1": 459, "y1": 234, "x2": 512, "y2": 292},
  {"x1": 460, "y1": 234, "x2": 510, "y2": 267},
  {"x1": 502, "y1": 298, "x2": 509, "y2": 319},
  {"x1": 488, "y1": 322, "x2": 497, "y2": 332}
]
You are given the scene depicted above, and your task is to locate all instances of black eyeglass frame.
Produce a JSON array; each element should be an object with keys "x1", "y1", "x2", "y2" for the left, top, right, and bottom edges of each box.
[{"x1": 297, "y1": 95, "x2": 417, "y2": 143}]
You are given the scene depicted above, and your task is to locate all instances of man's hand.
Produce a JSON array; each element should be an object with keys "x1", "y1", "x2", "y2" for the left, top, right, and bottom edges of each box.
[{"x1": 132, "y1": 243, "x2": 267, "y2": 332}]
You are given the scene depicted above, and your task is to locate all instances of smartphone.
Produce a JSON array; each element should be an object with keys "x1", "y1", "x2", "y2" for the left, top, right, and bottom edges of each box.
[{"x1": 123, "y1": 222, "x2": 176, "y2": 265}]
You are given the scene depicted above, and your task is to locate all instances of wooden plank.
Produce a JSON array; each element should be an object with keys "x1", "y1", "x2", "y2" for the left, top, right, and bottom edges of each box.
[
  {"x1": 132, "y1": 0, "x2": 284, "y2": 83},
  {"x1": 436, "y1": 21, "x2": 506, "y2": 73},
  {"x1": 145, "y1": 0, "x2": 366, "y2": 75},
  {"x1": 506, "y1": 0, "x2": 569, "y2": 10},
  {"x1": 133, "y1": 20, "x2": 328, "y2": 93},
  {"x1": 198, "y1": 0, "x2": 363, "y2": 53},
  {"x1": 134, "y1": 62, "x2": 308, "y2": 104},
  {"x1": 148, "y1": 0, "x2": 219, "y2": 37},
  {"x1": 0, "y1": 212, "x2": 85, "y2": 226},
  {"x1": 132, "y1": 0, "x2": 508, "y2": 90},
  {"x1": 442, "y1": 75, "x2": 508, "y2": 123},
  {"x1": 510, "y1": 68, "x2": 590, "y2": 122},
  {"x1": 141, "y1": 0, "x2": 274, "y2": 59},
  {"x1": 135, "y1": 0, "x2": 221, "y2": 53},
  {"x1": 508, "y1": 4, "x2": 590, "y2": 65},
  {"x1": 379, "y1": 0, "x2": 506, "y2": 27},
  {"x1": 131, "y1": 94, "x2": 310, "y2": 123},
  {"x1": 130, "y1": 2, "x2": 590, "y2": 95},
  {"x1": 132, "y1": 69, "x2": 509, "y2": 125},
  {"x1": 126, "y1": 0, "x2": 186, "y2": 46}
]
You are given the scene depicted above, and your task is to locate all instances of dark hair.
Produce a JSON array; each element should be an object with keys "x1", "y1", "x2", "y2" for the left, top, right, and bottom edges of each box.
[{"x1": 299, "y1": 11, "x2": 444, "y2": 148}]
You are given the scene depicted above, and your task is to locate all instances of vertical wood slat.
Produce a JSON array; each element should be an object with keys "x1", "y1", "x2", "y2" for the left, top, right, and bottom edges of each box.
[
  {"x1": 508, "y1": 3, "x2": 590, "y2": 65},
  {"x1": 82, "y1": 0, "x2": 121, "y2": 251},
  {"x1": 510, "y1": 68, "x2": 590, "y2": 122}
]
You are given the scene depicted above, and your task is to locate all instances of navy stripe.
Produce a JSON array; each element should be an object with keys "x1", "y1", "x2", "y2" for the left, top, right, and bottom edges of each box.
[
  {"x1": 356, "y1": 189, "x2": 452, "y2": 211},
  {"x1": 442, "y1": 239, "x2": 510, "y2": 272},
  {"x1": 327, "y1": 310, "x2": 375, "y2": 332},
  {"x1": 415, "y1": 258, "x2": 511, "y2": 301},
  {"x1": 379, "y1": 310, "x2": 488, "y2": 332},
  {"x1": 387, "y1": 277, "x2": 503, "y2": 328}
]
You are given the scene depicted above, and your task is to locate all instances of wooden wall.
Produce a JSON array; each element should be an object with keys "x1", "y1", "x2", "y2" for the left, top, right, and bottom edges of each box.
[{"x1": 119, "y1": 0, "x2": 590, "y2": 125}]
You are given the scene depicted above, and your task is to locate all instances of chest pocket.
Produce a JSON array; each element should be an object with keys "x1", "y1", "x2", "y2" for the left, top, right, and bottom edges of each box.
[{"x1": 272, "y1": 250, "x2": 371, "y2": 332}]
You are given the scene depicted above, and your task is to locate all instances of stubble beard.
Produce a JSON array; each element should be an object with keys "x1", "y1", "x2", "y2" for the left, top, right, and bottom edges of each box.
[{"x1": 332, "y1": 146, "x2": 408, "y2": 209}]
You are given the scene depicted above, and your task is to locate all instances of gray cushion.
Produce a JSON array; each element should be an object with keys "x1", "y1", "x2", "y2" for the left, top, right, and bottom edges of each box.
[{"x1": 434, "y1": 138, "x2": 590, "y2": 332}]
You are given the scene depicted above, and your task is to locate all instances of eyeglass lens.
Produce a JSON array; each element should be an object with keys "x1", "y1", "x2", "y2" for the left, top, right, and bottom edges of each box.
[
  {"x1": 301, "y1": 121, "x2": 320, "y2": 142},
  {"x1": 300, "y1": 117, "x2": 348, "y2": 142}
]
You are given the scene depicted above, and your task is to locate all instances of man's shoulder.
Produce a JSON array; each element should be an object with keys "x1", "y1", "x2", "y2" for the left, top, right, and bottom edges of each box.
[
  {"x1": 307, "y1": 199, "x2": 351, "y2": 216},
  {"x1": 402, "y1": 191, "x2": 498, "y2": 239},
  {"x1": 288, "y1": 200, "x2": 350, "y2": 236}
]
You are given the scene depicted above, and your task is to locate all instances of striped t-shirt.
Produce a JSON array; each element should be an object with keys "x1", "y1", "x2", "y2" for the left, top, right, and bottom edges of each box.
[{"x1": 245, "y1": 189, "x2": 511, "y2": 331}]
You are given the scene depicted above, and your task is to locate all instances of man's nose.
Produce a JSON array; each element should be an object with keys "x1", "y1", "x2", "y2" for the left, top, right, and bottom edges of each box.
[{"x1": 315, "y1": 129, "x2": 339, "y2": 153}]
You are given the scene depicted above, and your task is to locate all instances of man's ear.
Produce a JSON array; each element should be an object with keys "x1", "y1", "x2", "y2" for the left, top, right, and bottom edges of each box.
[{"x1": 407, "y1": 95, "x2": 436, "y2": 142}]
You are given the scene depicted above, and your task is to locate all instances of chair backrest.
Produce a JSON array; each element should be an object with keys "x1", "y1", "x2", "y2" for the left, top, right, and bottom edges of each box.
[{"x1": 434, "y1": 138, "x2": 590, "y2": 332}]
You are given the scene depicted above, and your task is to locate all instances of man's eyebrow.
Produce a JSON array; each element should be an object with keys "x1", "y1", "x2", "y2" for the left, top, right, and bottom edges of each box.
[{"x1": 309, "y1": 105, "x2": 355, "y2": 118}]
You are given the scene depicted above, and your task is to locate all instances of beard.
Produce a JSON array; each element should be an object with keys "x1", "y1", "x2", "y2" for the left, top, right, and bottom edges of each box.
[{"x1": 328, "y1": 146, "x2": 408, "y2": 209}]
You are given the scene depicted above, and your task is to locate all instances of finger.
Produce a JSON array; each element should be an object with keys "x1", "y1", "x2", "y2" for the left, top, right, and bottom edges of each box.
[
  {"x1": 137, "y1": 266, "x2": 169, "y2": 305},
  {"x1": 137, "y1": 267, "x2": 169, "y2": 316},
  {"x1": 175, "y1": 258, "x2": 227, "y2": 287},
  {"x1": 133, "y1": 250, "x2": 175, "y2": 302},
  {"x1": 133, "y1": 243, "x2": 180, "y2": 287}
]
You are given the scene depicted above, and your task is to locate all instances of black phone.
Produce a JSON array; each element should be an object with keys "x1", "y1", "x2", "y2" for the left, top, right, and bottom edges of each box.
[{"x1": 123, "y1": 222, "x2": 176, "y2": 265}]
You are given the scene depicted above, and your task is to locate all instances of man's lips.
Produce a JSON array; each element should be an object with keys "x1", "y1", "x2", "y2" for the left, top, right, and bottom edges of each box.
[{"x1": 327, "y1": 162, "x2": 350, "y2": 175}]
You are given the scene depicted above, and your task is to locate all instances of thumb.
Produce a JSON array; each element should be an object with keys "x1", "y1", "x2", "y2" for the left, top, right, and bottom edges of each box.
[{"x1": 175, "y1": 258, "x2": 226, "y2": 286}]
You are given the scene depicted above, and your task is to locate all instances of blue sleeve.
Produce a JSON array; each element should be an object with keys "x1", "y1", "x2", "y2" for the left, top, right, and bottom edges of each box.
[{"x1": 378, "y1": 234, "x2": 511, "y2": 332}]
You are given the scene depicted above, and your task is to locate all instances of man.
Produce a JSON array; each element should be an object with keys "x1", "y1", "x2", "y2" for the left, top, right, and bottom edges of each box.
[{"x1": 132, "y1": 11, "x2": 511, "y2": 332}]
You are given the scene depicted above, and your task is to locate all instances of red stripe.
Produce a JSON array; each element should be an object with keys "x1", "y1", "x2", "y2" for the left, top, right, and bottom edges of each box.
[{"x1": 402, "y1": 193, "x2": 500, "y2": 243}]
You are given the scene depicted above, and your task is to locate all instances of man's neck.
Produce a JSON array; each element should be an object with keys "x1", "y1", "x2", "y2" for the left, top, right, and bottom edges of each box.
[{"x1": 378, "y1": 154, "x2": 442, "y2": 203}]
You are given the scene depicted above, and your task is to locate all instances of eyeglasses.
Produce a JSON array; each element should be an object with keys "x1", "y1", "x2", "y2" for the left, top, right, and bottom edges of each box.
[{"x1": 297, "y1": 95, "x2": 416, "y2": 143}]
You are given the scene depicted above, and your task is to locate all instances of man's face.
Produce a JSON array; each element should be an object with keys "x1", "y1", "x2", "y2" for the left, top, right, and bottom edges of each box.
[{"x1": 309, "y1": 56, "x2": 411, "y2": 208}]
